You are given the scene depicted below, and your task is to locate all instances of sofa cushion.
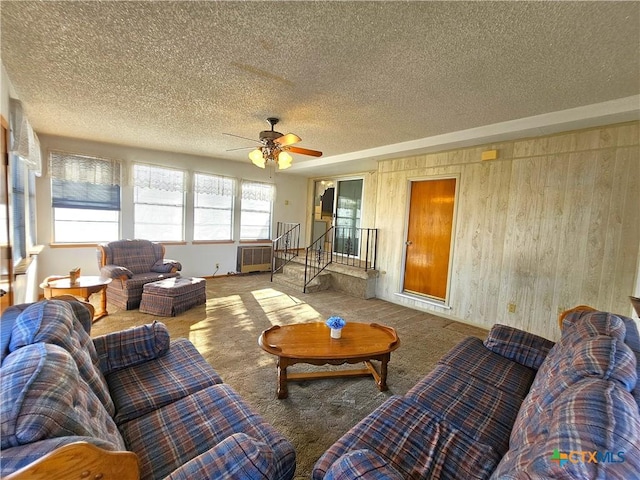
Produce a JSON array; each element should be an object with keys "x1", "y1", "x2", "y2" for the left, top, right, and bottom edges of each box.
[
  {"x1": 439, "y1": 336, "x2": 537, "y2": 398},
  {"x1": 1, "y1": 343, "x2": 125, "y2": 451},
  {"x1": 119, "y1": 384, "x2": 296, "y2": 480},
  {"x1": 107, "y1": 338, "x2": 223, "y2": 425},
  {"x1": 107, "y1": 240, "x2": 161, "y2": 274},
  {"x1": 93, "y1": 321, "x2": 170, "y2": 374},
  {"x1": 510, "y1": 314, "x2": 638, "y2": 450},
  {"x1": 491, "y1": 378, "x2": 640, "y2": 479},
  {"x1": 406, "y1": 363, "x2": 527, "y2": 455},
  {"x1": 324, "y1": 449, "x2": 404, "y2": 480},
  {"x1": 165, "y1": 433, "x2": 276, "y2": 480},
  {"x1": 7, "y1": 300, "x2": 115, "y2": 416},
  {"x1": 312, "y1": 395, "x2": 501, "y2": 480},
  {"x1": 483, "y1": 324, "x2": 555, "y2": 370}
]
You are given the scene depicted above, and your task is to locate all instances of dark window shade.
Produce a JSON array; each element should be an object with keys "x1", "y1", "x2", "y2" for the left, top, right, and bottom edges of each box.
[
  {"x1": 52, "y1": 179, "x2": 120, "y2": 211},
  {"x1": 10, "y1": 156, "x2": 26, "y2": 262}
]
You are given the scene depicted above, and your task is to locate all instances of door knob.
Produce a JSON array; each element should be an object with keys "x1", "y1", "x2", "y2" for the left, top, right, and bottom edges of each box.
[{"x1": 405, "y1": 241, "x2": 412, "y2": 246}]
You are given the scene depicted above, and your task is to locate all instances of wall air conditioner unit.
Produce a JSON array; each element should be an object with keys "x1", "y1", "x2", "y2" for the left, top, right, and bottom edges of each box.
[{"x1": 237, "y1": 246, "x2": 272, "y2": 273}]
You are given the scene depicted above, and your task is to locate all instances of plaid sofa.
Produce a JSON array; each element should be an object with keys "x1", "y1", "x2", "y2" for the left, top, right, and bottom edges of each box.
[
  {"x1": 313, "y1": 309, "x2": 640, "y2": 479},
  {"x1": 97, "y1": 239, "x2": 182, "y2": 310},
  {"x1": 1, "y1": 299, "x2": 296, "y2": 479}
]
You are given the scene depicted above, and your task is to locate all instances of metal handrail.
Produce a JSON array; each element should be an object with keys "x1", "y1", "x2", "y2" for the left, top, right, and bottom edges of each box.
[
  {"x1": 303, "y1": 226, "x2": 378, "y2": 292},
  {"x1": 271, "y1": 222, "x2": 300, "y2": 281}
]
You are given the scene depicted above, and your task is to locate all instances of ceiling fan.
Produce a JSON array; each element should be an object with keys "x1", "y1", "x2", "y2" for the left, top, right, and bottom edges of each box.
[{"x1": 224, "y1": 117, "x2": 322, "y2": 170}]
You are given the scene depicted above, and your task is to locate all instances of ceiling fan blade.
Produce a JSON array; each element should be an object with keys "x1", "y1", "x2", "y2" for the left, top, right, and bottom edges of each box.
[
  {"x1": 274, "y1": 133, "x2": 301, "y2": 146},
  {"x1": 287, "y1": 146, "x2": 323, "y2": 157},
  {"x1": 226, "y1": 146, "x2": 258, "y2": 152},
  {"x1": 222, "y1": 132, "x2": 261, "y2": 144}
]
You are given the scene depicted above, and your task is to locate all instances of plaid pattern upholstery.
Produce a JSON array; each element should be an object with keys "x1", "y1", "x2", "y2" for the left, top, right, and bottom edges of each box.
[
  {"x1": 139, "y1": 277, "x2": 206, "y2": 317},
  {"x1": 166, "y1": 433, "x2": 276, "y2": 480},
  {"x1": 313, "y1": 395, "x2": 501, "y2": 480},
  {"x1": 511, "y1": 313, "x2": 638, "y2": 450},
  {"x1": 438, "y1": 336, "x2": 537, "y2": 398},
  {"x1": 7, "y1": 300, "x2": 114, "y2": 416},
  {"x1": 93, "y1": 321, "x2": 170, "y2": 374},
  {"x1": 101, "y1": 239, "x2": 163, "y2": 274},
  {"x1": 406, "y1": 364, "x2": 525, "y2": 455},
  {"x1": 1, "y1": 343, "x2": 125, "y2": 451},
  {"x1": 98, "y1": 240, "x2": 182, "y2": 310},
  {"x1": 324, "y1": 449, "x2": 403, "y2": 480},
  {"x1": 491, "y1": 379, "x2": 640, "y2": 479},
  {"x1": 106, "y1": 272, "x2": 181, "y2": 310},
  {"x1": 106, "y1": 338, "x2": 223, "y2": 425},
  {"x1": 120, "y1": 384, "x2": 296, "y2": 480},
  {"x1": 483, "y1": 324, "x2": 555, "y2": 370}
]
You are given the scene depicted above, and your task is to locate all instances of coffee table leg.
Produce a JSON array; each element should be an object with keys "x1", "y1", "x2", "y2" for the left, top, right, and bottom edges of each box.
[
  {"x1": 378, "y1": 354, "x2": 390, "y2": 391},
  {"x1": 277, "y1": 357, "x2": 289, "y2": 399},
  {"x1": 94, "y1": 286, "x2": 109, "y2": 321}
]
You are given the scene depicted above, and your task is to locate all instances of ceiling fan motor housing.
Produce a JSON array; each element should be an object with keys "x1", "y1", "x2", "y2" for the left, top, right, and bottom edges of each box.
[{"x1": 259, "y1": 130, "x2": 283, "y2": 142}]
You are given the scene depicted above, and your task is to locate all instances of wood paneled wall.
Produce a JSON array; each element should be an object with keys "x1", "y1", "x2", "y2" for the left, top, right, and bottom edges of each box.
[{"x1": 374, "y1": 122, "x2": 639, "y2": 340}]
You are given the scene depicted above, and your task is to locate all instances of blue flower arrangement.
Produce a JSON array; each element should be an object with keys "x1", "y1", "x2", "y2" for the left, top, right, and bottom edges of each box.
[{"x1": 326, "y1": 316, "x2": 346, "y2": 329}]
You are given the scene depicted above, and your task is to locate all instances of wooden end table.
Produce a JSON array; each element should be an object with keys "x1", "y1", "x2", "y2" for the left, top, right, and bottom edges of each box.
[
  {"x1": 40, "y1": 275, "x2": 112, "y2": 321},
  {"x1": 258, "y1": 321, "x2": 400, "y2": 399}
]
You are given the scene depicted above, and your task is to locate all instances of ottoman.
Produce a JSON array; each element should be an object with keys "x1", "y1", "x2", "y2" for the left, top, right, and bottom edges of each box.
[{"x1": 139, "y1": 276, "x2": 206, "y2": 316}]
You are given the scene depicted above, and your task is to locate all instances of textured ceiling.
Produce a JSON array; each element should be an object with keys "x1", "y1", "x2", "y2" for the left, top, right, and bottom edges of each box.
[{"x1": 1, "y1": 1, "x2": 639, "y2": 176}]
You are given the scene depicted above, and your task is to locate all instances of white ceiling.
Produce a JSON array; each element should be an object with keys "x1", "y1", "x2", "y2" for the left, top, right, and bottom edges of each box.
[{"x1": 2, "y1": 1, "x2": 639, "y2": 177}]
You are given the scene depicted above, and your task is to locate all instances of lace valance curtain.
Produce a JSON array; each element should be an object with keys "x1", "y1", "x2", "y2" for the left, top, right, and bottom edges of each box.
[
  {"x1": 241, "y1": 181, "x2": 274, "y2": 202},
  {"x1": 194, "y1": 173, "x2": 235, "y2": 197},
  {"x1": 49, "y1": 151, "x2": 121, "y2": 185},
  {"x1": 133, "y1": 164, "x2": 185, "y2": 192}
]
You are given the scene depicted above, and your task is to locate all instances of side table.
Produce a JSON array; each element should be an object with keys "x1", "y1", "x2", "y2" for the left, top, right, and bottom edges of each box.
[{"x1": 40, "y1": 275, "x2": 112, "y2": 321}]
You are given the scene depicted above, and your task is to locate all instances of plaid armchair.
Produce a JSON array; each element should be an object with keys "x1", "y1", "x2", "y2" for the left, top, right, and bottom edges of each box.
[{"x1": 97, "y1": 239, "x2": 182, "y2": 310}]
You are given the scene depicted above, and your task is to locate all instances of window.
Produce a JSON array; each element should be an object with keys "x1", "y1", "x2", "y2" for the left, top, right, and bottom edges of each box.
[
  {"x1": 50, "y1": 152, "x2": 121, "y2": 243},
  {"x1": 133, "y1": 164, "x2": 185, "y2": 241},
  {"x1": 10, "y1": 155, "x2": 26, "y2": 263},
  {"x1": 240, "y1": 181, "x2": 274, "y2": 240},
  {"x1": 193, "y1": 173, "x2": 235, "y2": 241}
]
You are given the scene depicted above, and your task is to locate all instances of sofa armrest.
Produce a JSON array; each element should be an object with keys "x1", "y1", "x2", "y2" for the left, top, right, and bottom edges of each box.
[
  {"x1": 3, "y1": 441, "x2": 138, "y2": 480},
  {"x1": 93, "y1": 322, "x2": 170, "y2": 374},
  {"x1": 100, "y1": 265, "x2": 134, "y2": 280},
  {"x1": 151, "y1": 259, "x2": 182, "y2": 273},
  {"x1": 483, "y1": 324, "x2": 555, "y2": 370},
  {"x1": 324, "y1": 450, "x2": 403, "y2": 480},
  {"x1": 166, "y1": 433, "x2": 276, "y2": 480}
]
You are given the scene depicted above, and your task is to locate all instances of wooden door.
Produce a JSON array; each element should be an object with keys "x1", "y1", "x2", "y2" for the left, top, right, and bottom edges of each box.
[{"x1": 403, "y1": 178, "x2": 456, "y2": 300}]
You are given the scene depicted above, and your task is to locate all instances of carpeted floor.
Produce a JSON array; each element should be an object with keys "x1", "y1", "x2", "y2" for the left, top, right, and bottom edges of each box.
[{"x1": 90, "y1": 273, "x2": 488, "y2": 479}]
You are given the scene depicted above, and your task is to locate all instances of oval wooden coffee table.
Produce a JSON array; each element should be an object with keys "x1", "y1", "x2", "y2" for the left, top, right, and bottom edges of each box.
[{"x1": 258, "y1": 322, "x2": 400, "y2": 399}]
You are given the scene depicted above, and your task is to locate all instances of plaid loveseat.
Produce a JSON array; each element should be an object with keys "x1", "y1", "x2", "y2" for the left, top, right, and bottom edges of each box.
[
  {"x1": 1, "y1": 299, "x2": 296, "y2": 479},
  {"x1": 313, "y1": 309, "x2": 640, "y2": 479},
  {"x1": 97, "y1": 239, "x2": 182, "y2": 310}
]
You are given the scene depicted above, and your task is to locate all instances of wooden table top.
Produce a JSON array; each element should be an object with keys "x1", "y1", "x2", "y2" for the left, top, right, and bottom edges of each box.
[
  {"x1": 40, "y1": 276, "x2": 112, "y2": 289},
  {"x1": 259, "y1": 322, "x2": 400, "y2": 360}
]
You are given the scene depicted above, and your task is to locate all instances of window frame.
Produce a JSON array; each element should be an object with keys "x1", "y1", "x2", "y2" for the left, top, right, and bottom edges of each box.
[
  {"x1": 49, "y1": 151, "x2": 122, "y2": 244},
  {"x1": 193, "y1": 172, "x2": 235, "y2": 242},
  {"x1": 239, "y1": 180, "x2": 274, "y2": 241},
  {"x1": 132, "y1": 163, "x2": 186, "y2": 242}
]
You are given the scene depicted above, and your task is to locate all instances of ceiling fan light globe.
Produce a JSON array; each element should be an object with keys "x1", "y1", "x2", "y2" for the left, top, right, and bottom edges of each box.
[
  {"x1": 277, "y1": 151, "x2": 292, "y2": 169},
  {"x1": 249, "y1": 149, "x2": 266, "y2": 168}
]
